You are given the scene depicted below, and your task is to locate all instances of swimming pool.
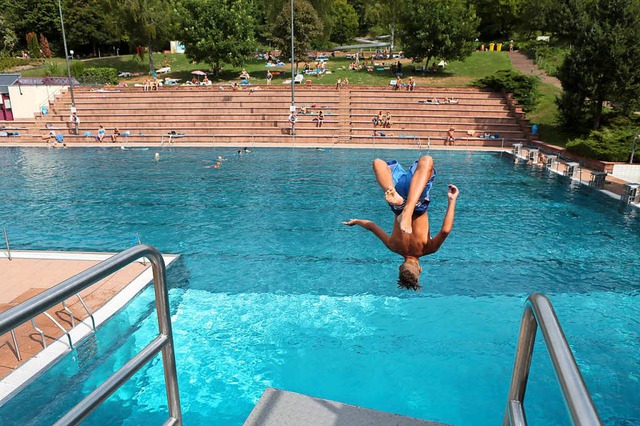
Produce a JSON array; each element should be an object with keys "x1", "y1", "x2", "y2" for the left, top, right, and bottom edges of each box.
[{"x1": 0, "y1": 147, "x2": 638, "y2": 425}]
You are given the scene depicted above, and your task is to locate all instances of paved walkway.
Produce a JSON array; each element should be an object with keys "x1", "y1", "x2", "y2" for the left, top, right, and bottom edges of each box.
[
  {"x1": 509, "y1": 51, "x2": 562, "y2": 88},
  {"x1": 0, "y1": 255, "x2": 149, "y2": 378}
]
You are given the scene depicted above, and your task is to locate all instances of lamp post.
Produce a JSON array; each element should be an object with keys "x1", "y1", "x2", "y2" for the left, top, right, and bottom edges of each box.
[
  {"x1": 57, "y1": 0, "x2": 76, "y2": 113},
  {"x1": 290, "y1": 0, "x2": 295, "y2": 136},
  {"x1": 631, "y1": 134, "x2": 639, "y2": 164}
]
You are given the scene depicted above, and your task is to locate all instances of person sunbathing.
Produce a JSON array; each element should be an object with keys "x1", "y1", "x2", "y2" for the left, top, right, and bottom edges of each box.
[
  {"x1": 343, "y1": 156, "x2": 459, "y2": 290},
  {"x1": 445, "y1": 97, "x2": 459, "y2": 104}
]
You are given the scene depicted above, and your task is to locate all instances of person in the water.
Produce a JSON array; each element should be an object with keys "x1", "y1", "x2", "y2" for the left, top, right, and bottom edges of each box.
[{"x1": 343, "y1": 156, "x2": 459, "y2": 290}]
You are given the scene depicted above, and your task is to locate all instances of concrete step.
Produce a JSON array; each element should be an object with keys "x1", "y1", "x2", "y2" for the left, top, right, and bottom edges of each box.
[{"x1": 243, "y1": 388, "x2": 448, "y2": 426}]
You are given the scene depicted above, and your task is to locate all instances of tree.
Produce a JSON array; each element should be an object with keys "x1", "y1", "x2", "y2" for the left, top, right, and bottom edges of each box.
[
  {"x1": 26, "y1": 32, "x2": 41, "y2": 58},
  {"x1": 0, "y1": 12, "x2": 18, "y2": 52},
  {"x1": 398, "y1": 0, "x2": 479, "y2": 67},
  {"x1": 270, "y1": 0, "x2": 323, "y2": 65},
  {"x1": 557, "y1": 0, "x2": 640, "y2": 130},
  {"x1": 474, "y1": 0, "x2": 519, "y2": 40},
  {"x1": 179, "y1": 0, "x2": 257, "y2": 74},
  {"x1": 2, "y1": 0, "x2": 60, "y2": 47},
  {"x1": 40, "y1": 34, "x2": 52, "y2": 58},
  {"x1": 63, "y1": 0, "x2": 119, "y2": 56},
  {"x1": 517, "y1": 0, "x2": 555, "y2": 36},
  {"x1": 108, "y1": 0, "x2": 177, "y2": 74},
  {"x1": 330, "y1": 0, "x2": 358, "y2": 44}
]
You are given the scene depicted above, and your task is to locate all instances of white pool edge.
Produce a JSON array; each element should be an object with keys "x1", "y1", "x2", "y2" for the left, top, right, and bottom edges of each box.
[{"x1": 0, "y1": 250, "x2": 178, "y2": 405}]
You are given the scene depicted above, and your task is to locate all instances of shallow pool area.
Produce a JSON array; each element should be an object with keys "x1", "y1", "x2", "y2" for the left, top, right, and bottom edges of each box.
[{"x1": 0, "y1": 147, "x2": 638, "y2": 425}]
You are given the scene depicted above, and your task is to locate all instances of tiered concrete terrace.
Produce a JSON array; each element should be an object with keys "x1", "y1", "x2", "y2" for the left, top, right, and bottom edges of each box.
[{"x1": 6, "y1": 86, "x2": 530, "y2": 147}]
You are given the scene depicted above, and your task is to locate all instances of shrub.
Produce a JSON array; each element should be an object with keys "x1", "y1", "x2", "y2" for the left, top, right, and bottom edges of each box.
[
  {"x1": 0, "y1": 54, "x2": 23, "y2": 72},
  {"x1": 566, "y1": 116, "x2": 640, "y2": 162},
  {"x1": 39, "y1": 34, "x2": 52, "y2": 58},
  {"x1": 26, "y1": 32, "x2": 41, "y2": 59},
  {"x1": 518, "y1": 40, "x2": 567, "y2": 77},
  {"x1": 79, "y1": 67, "x2": 118, "y2": 85},
  {"x1": 45, "y1": 61, "x2": 64, "y2": 77},
  {"x1": 70, "y1": 60, "x2": 85, "y2": 77},
  {"x1": 473, "y1": 69, "x2": 540, "y2": 112}
]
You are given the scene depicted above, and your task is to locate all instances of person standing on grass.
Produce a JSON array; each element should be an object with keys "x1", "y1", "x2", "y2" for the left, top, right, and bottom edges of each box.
[
  {"x1": 343, "y1": 156, "x2": 459, "y2": 290},
  {"x1": 266, "y1": 70, "x2": 272, "y2": 85}
]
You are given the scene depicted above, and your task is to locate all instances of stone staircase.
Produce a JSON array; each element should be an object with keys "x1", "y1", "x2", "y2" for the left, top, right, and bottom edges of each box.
[{"x1": 1, "y1": 86, "x2": 530, "y2": 147}]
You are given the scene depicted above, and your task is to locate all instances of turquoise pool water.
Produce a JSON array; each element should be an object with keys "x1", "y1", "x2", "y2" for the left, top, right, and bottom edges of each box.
[{"x1": 0, "y1": 147, "x2": 638, "y2": 425}]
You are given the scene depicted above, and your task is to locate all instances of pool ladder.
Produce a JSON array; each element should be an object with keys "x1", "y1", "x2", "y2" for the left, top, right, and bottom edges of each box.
[
  {"x1": 504, "y1": 293, "x2": 601, "y2": 425},
  {"x1": 0, "y1": 245, "x2": 182, "y2": 425}
]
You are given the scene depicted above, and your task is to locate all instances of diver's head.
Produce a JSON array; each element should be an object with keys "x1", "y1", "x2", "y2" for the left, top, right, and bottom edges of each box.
[{"x1": 398, "y1": 258, "x2": 422, "y2": 291}]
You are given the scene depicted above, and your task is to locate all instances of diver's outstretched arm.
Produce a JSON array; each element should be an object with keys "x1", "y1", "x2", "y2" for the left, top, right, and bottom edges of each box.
[
  {"x1": 425, "y1": 185, "x2": 459, "y2": 254},
  {"x1": 343, "y1": 219, "x2": 392, "y2": 250}
]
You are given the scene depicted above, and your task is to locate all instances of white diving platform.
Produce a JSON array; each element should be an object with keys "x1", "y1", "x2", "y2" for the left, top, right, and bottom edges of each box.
[{"x1": 243, "y1": 388, "x2": 449, "y2": 426}]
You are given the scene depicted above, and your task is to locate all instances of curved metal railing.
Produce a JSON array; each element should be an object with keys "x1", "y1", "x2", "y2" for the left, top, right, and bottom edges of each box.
[
  {"x1": 503, "y1": 293, "x2": 601, "y2": 426},
  {"x1": 0, "y1": 245, "x2": 182, "y2": 425}
]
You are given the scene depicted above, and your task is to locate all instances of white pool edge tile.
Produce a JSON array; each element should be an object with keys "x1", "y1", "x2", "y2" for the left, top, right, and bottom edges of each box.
[{"x1": 0, "y1": 251, "x2": 178, "y2": 405}]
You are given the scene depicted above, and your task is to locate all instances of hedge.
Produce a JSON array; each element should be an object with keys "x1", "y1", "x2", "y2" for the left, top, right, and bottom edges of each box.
[
  {"x1": 472, "y1": 69, "x2": 540, "y2": 112},
  {"x1": 79, "y1": 67, "x2": 118, "y2": 85}
]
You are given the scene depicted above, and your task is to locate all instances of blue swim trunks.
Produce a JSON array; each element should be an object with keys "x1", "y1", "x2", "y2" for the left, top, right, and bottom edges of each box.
[{"x1": 387, "y1": 160, "x2": 436, "y2": 215}]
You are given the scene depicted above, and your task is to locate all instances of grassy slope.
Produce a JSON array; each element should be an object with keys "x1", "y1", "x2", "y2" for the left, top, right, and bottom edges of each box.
[{"x1": 19, "y1": 51, "x2": 514, "y2": 87}]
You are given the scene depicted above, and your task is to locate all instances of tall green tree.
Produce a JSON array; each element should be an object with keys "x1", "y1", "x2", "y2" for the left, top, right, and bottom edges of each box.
[
  {"x1": 0, "y1": 12, "x2": 18, "y2": 52},
  {"x1": 474, "y1": 0, "x2": 519, "y2": 40},
  {"x1": 557, "y1": 0, "x2": 640, "y2": 130},
  {"x1": 109, "y1": 0, "x2": 177, "y2": 74},
  {"x1": 64, "y1": 0, "x2": 119, "y2": 56},
  {"x1": 516, "y1": 0, "x2": 555, "y2": 36},
  {"x1": 179, "y1": 0, "x2": 256, "y2": 74},
  {"x1": 398, "y1": 0, "x2": 479, "y2": 67},
  {"x1": 1, "y1": 0, "x2": 60, "y2": 49},
  {"x1": 330, "y1": 0, "x2": 358, "y2": 44},
  {"x1": 261, "y1": 0, "x2": 333, "y2": 45},
  {"x1": 271, "y1": 0, "x2": 323, "y2": 65}
]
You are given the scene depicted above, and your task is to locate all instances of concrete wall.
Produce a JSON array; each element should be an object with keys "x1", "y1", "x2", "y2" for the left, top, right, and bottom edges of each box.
[
  {"x1": 612, "y1": 164, "x2": 640, "y2": 183},
  {"x1": 7, "y1": 85, "x2": 66, "y2": 119}
]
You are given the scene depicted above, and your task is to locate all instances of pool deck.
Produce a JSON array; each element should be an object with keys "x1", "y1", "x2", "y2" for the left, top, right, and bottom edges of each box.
[{"x1": 0, "y1": 250, "x2": 177, "y2": 402}]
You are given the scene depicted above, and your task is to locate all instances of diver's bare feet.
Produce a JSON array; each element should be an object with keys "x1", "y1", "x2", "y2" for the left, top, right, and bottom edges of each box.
[
  {"x1": 385, "y1": 188, "x2": 404, "y2": 206},
  {"x1": 397, "y1": 212, "x2": 413, "y2": 234}
]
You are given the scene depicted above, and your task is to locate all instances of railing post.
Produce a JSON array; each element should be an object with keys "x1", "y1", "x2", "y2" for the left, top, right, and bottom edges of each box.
[
  {"x1": 148, "y1": 252, "x2": 183, "y2": 423},
  {"x1": 503, "y1": 304, "x2": 537, "y2": 426},
  {"x1": 3, "y1": 227, "x2": 11, "y2": 261}
]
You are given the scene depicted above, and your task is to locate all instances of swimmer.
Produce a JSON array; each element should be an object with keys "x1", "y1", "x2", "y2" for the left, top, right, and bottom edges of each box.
[
  {"x1": 243, "y1": 147, "x2": 252, "y2": 153},
  {"x1": 217, "y1": 155, "x2": 225, "y2": 161},
  {"x1": 343, "y1": 156, "x2": 459, "y2": 290},
  {"x1": 237, "y1": 150, "x2": 242, "y2": 155},
  {"x1": 154, "y1": 152, "x2": 160, "y2": 162}
]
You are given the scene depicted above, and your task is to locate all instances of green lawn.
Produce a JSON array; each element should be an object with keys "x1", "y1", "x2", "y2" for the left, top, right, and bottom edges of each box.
[
  {"x1": 527, "y1": 83, "x2": 574, "y2": 147},
  {"x1": 17, "y1": 51, "x2": 515, "y2": 87}
]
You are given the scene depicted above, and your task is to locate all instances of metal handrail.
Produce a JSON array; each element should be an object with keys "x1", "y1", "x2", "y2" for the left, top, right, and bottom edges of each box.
[
  {"x1": 0, "y1": 245, "x2": 182, "y2": 425},
  {"x1": 503, "y1": 293, "x2": 601, "y2": 426}
]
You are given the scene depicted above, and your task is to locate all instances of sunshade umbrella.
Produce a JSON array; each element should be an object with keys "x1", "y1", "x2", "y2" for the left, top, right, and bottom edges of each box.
[{"x1": 191, "y1": 70, "x2": 207, "y2": 83}]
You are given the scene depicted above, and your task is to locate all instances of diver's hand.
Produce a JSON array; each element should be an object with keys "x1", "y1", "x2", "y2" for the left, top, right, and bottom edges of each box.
[
  {"x1": 447, "y1": 184, "x2": 459, "y2": 202},
  {"x1": 342, "y1": 219, "x2": 361, "y2": 226}
]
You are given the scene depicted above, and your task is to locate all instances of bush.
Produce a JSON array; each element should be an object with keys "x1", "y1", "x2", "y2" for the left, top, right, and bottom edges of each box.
[
  {"x1": 70, "y1": 60, "x2": 85, "y2": 77},
  {"x1": 79, "y1": 67, "x2": 118, "y2": 85},
  {"x1": 45, "y1": 61, "x2": 64, "y2": 77},
  {"x1": 566, "y1": 117, "x2": 640, "y2": 162},
  {"x1": 26, "y1": 32, "x2": 41, "y2": 59},
  {"x1": 473, "y1": 69, "x2": 540, "y2": 112},
  {"x1": 0, "y1": 54, "x2": 23, "y2": 72}
]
